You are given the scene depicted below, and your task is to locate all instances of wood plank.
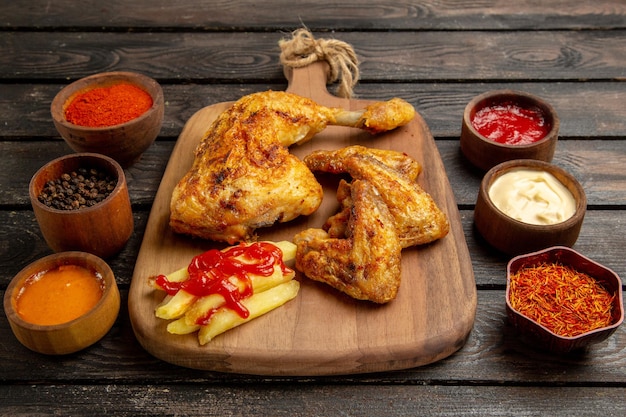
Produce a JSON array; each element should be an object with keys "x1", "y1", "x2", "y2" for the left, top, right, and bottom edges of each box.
[
  {"x1": 0, "y1": 209, "x2": 149, "y2": 288},
  {"x1": 2, "y1": 384, "x2": 626, "y2": 416},
  {"x1": 2, "y1": 140, "x2": 625, "y2": 208},
  {"x1": 1, "y1": 289, "x2": 625, "y2": 385},
  {"x1": 2, "y1": 208, "x2": 624, "y2": 289},
  {"x1": 2, "y1": 0, "x2": 626, "y2": 30},
  {"x1": 2, "y1": 31, "x2": 626, "y2": 82},
  {"x1": 3, "y1": 83, "x2": 626, "y2": 139},
  {"x1": 0, "y1": 141, "x2": 172, "y2": 207}
]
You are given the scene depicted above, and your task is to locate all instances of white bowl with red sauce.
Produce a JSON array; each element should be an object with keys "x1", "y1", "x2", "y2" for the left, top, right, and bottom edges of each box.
[
  {"x1": 3, "y1": 251, "x2": 120, "y2": 355},
  {"x1": 460, "y1": 90, "x2": 559, "y2": 171}
]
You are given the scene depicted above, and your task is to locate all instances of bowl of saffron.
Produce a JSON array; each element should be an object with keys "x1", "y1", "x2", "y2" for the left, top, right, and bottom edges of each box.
[
  {"x1": 51, "y1": 71, "x2": 164, "y2": 167},
  {"x1": 506, "y1": 246, "x2": 623, "y2": 354},
  {"x1": 3, "y1": 251, "x2": 121, "y2": 355},
  {"x1": 460, "y1": 89, "x2": 559, "y2": 171}
]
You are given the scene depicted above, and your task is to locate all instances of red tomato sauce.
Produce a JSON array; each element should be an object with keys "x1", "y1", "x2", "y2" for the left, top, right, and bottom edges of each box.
[
  {"x1": 155, "y1": 242, "x2": 291, "y2": 324},
  {"x1": 471, "y1": 101, "x2": 550, "y2": 145}
]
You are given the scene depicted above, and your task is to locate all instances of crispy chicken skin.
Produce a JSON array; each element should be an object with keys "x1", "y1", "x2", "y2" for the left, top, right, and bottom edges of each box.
[
  {"x1": 304, "y1": 146, "x2": 449, "y2": 248},
  {"x1": 293, "y1": 180, "x2": 402, "y2": 303},
  {"x1": 170, "y1": 91, "x2": 416, "y2": 244},
  {"x1": 294, "y1": 146, "x2": 448, "y2": 303},
  {"x1": 170, "y1": 94, "x2": 325, "y2": 244}
]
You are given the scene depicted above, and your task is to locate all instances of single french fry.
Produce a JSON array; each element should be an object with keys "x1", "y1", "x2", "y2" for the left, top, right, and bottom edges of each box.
[
  {"x1": 182, "y1": 293, "x2": 226, "y2": 327},
  {"x1": 251, "y1": 266, "x2": 295, "y2": 291},
  {"x1": 152, "y1": 266, "x2": 194, "y2": 319},
  {"x1": 147, "y1": 266, "x2": 188, "y2": 290},
  {"x1": 164, "y1": 266, "x2": 189, "y2": 283},
  {"x1": 269, "y1": 240, "x2": 296, "y2": 262},
  {"x1": 155, "y1": 289, "x2": 196, "y2": 320},
  {"x1": 167, "y1": 317, "x2": 200, "y2": 335},
  {"x1": 182, "y1": 265, "x2": 294, "y2": 326},
  {"x1": 197, "y1": 279, "x2": 300, "y2": 345}
]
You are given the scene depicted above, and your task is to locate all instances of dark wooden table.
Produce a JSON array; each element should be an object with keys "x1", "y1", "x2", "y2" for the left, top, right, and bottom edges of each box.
[{"x1": 1, "y1": 1, "x2": 625, "y2": 415}]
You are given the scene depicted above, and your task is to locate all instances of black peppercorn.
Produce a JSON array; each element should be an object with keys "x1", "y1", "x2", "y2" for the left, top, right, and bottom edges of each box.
[{"x1": 37, "y1": 166, "x2": 117, "y2": 210}]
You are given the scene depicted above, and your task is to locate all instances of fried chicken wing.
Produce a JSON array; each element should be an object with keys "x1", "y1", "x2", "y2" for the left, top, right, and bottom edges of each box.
[
  {"x1": 170, "y1": 91, "x2": 416, "y2": 244},
  {"x1": 293, "y1": 180, "x2": 402, "y2": 303},
  {"x1": 304, "y1": 146, "x2": 449, "y2": 247}
]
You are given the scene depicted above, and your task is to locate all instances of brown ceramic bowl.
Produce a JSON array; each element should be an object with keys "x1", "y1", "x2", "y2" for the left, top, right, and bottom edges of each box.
[
  {"x1": 29, "y1": 153, "x2": 133, "y2": 259},
  {"x1": 51, "y1": 71, "x2": 164, "y2": 167},
  {"x1": 506, "y1": 246, "x2": 623, "y2": 353},
  {"x1": 474, "y1": 159, "x2": 586, "y2": 255},
  {"x1": 3, "y1": 251, "x2": 121, "y2": 355},
  {"x1": 460, "y1": 89, "x2": 559, "y2": 171}
]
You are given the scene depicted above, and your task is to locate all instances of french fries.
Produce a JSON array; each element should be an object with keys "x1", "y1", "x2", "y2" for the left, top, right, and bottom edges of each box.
[{"x1": 152, "y1": 241, "x2": 299, "y2": 345}]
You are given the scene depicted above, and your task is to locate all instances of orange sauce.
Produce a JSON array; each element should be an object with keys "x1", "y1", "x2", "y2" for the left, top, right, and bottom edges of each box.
[{"x1": 16, "y1": 264, "x2": 104, "y2": 325}]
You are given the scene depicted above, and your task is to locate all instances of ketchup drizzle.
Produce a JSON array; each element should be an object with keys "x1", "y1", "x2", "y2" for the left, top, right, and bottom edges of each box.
[{"x1": 154, "y1": 242, "x2": 292, "y2": 325}]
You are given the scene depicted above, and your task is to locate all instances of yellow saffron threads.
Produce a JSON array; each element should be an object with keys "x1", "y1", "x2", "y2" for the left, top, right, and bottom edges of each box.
[{"x1": 509, "y1": 262, "x2": 615, "y2": 337}]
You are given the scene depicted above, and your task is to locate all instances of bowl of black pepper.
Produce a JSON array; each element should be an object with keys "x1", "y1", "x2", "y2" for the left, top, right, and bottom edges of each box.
[{"x1": 29, "y1": 153, "x2": 133, "y2": 259}]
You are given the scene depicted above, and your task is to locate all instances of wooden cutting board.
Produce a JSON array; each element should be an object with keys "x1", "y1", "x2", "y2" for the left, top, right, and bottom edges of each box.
[{"x1": 128, "y1": 62, "x2": 477, "y2": 376}]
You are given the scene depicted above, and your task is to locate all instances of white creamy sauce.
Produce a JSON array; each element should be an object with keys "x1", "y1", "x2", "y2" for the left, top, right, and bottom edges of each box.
[{"x1": 488, "y1": 168, "x2": 576, "y2": 225}]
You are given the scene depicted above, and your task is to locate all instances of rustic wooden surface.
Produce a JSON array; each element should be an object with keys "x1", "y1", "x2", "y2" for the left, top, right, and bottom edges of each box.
[{"x1": 1, "y1": 0, "x2": 625, "y2": 415}]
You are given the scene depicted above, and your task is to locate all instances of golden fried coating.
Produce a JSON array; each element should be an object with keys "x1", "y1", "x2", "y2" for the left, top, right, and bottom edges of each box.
[
  {"x1": 169, "y1": 97, "x2": 324, "y2": 244},
  {"x1": 304, "y1": 146, "x2": 449, "y2": 248},
  {"x1": 294, "y1": 180, "x2": 402, "y2": 303},
  {"x1": 170, "y1": 92, "x2": 416, "y2": 244}
]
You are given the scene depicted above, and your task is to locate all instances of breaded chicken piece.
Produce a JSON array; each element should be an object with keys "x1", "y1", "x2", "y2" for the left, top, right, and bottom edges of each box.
[
  {"x1": 170, "y1": 91, "x2": 416, "y2": 244},
  {"x1": 304, "y1": 146, "x2": 449, "y2": 248},
  {"x1": 293, "y1": 180, "x2": 402, "y2": 303}
]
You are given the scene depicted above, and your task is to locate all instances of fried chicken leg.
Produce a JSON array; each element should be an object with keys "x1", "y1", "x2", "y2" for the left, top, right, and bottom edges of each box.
[
  {"x1": 293, "y1": 180, "x2": 402, "y2": 303},
  {"x1": 170, "y1": 91, "x2": 416, "y2": 244}
]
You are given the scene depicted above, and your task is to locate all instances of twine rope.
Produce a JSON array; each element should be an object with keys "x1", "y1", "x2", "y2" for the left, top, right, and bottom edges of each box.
[{"x1": 279, "y1": 28, "x2": 360, "y2": 98}]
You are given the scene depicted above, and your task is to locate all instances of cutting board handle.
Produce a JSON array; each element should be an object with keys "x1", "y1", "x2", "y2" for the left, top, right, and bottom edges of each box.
[{"x1": 284, "y1": 61, "x2": 344, "y2": 106}]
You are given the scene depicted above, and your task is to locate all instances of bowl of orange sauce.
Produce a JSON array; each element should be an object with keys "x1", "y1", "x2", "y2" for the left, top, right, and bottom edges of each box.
[{"x1": 3, "y1": 251, "x2": 120, "y2": 355}]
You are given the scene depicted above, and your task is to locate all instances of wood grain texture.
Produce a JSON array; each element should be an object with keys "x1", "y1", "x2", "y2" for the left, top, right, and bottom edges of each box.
[
  {"x1": 3, "y1": 139, "x2": 626, "y2": 209},
  {"x1": 128, "y1": 63, "x2": 476, "y2": 375},
  {"x1": 1, "y1": 384, "x2": 626, "y2": 417},
  {"x1": 3, "y1": 31, "x2": 626, "y2": 82},
  {"x1": 4, "y1": 82, "x2": 626, "y2": 141},
  {"x1": 1, "y1": 207, "x2": 624, "y2": 290},
  {"x1": 2, "y1": 0, "x2": 626, "y2": 30},
  {"x1": 2, "y1": 290, "x2": 625, "y2": 385}
]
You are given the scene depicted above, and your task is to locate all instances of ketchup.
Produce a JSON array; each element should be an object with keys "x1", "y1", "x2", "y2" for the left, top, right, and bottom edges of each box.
[
  {"x1": 155, "y1": 242, "x2": 292, "y2": 325},
  {"x1": 471, "y1": 101, "x2": 550, "y2": 145}
]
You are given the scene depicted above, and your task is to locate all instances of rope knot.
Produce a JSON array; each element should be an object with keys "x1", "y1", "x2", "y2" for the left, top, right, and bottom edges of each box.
[{"x1": 279, "y1": 28, "x2": 360, "y2": 98}]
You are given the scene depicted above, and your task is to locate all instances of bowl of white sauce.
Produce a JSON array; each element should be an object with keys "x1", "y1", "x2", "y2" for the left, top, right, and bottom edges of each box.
[{"x1": 474, "y1": 159, "x2": 586, "y2": 255}]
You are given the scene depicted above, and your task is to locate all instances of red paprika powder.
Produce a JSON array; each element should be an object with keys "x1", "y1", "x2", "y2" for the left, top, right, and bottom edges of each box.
[{"x1": 65, "y1": 82, "x2": 153, "y2": 127}]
